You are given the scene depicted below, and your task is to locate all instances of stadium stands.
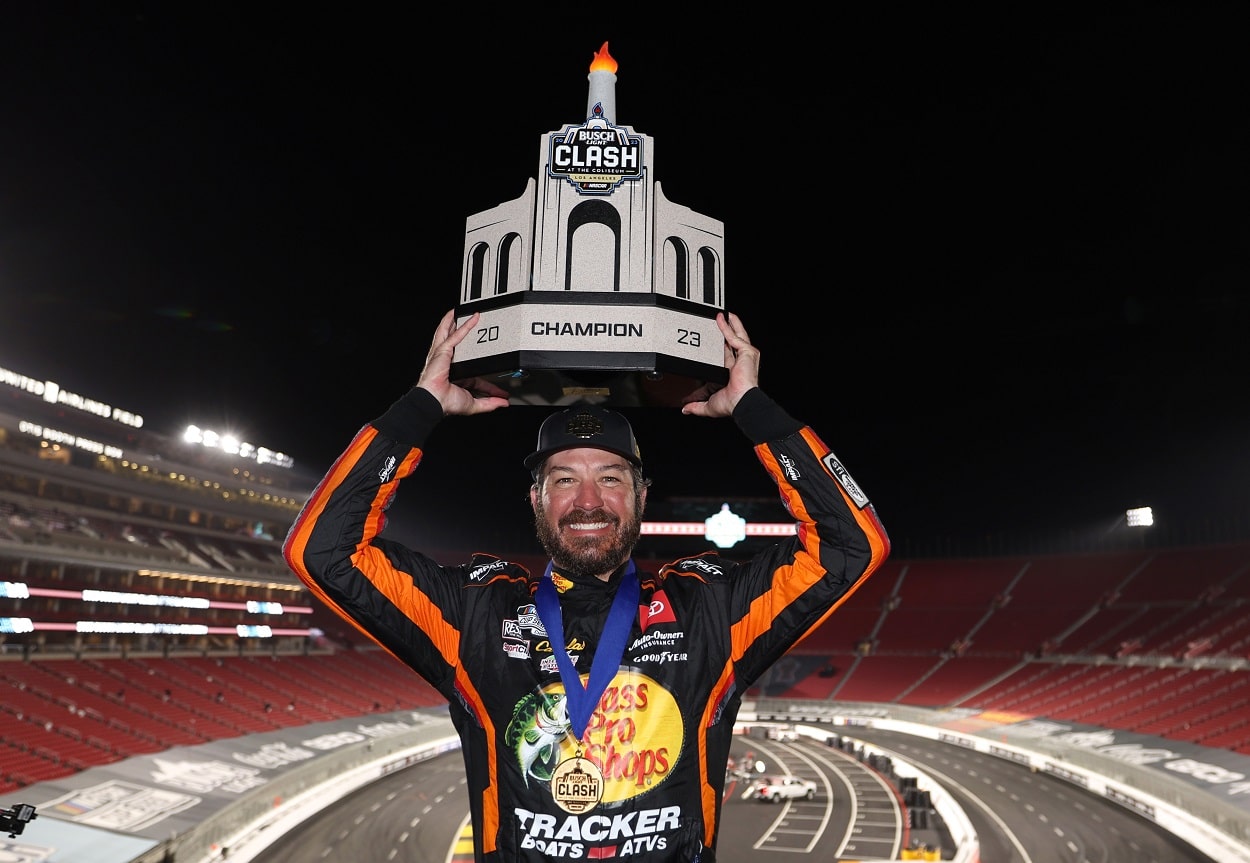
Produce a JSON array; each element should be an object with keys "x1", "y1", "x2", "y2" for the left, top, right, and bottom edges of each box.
[
  {"x1": 0, "y1": 651, "x2": 446, "y2": 788},
  {"x1": 762, "y1": 542, "x2": 1250, "y2": 754},
  {"x1": 3, "y1": 370, "x2": 1250, "y2": 795}
]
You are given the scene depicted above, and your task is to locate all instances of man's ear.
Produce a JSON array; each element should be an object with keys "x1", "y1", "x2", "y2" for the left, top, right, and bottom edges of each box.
[{"x1": 529, "y1": 485, "x2": 539, "y2": 510}]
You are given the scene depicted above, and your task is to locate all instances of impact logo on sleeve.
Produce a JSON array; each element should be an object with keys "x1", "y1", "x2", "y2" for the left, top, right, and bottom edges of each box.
[
  {"x1": 776, "y1": 452, "x2": 801, "y2": 482},
  {"x1": 821, "y1": 452, "x2": 869, "y2": 508},
  {"x1": 675, "y1": 558, "x2": 723, "y2": 577},
  {"x1": 378, "y1": 455, "x2": 397, "y2": 483},
  {"x1": 470, "y1": 559, "x2": 508, "y2": 581}
]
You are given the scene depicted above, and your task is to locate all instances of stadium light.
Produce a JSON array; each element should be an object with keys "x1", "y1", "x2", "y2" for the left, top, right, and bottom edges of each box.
[
  {"x1": 182, "y1": 423, "x2": 294, "y2": 469},
  {"x1": 1103, "y1": 505, "x2": 1155, "y2": 537},
  {"x1": 641, "y1": 503, "x2": 797, "y2": 549}
]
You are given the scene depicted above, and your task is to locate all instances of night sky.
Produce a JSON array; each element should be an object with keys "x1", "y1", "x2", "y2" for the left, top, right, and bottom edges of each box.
[{"x1": 3, "y1": 9, "x2": 1248, "y2": 555}]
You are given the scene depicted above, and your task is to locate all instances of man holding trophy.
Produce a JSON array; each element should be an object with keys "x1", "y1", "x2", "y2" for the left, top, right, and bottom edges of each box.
[
  {"x1": 284, "y1": 42, "x2": 890, "y2": 863},
  {"x1": 284, "y1": 308, "x2": 889, "y2": 861}
]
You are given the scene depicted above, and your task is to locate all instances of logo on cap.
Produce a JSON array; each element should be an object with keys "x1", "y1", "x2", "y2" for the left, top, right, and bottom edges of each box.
[
  {"x1": 566, "y1": 412, "x2": 606, "y2": 439},
  {"x1": 524, "y1": 405, "x2": 642, "y2": 472}
]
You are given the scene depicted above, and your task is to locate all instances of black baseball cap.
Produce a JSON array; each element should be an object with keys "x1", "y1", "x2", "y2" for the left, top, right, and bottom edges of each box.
[{"x1": 523, "y1": 406, "x2": 643, "y2": 475}]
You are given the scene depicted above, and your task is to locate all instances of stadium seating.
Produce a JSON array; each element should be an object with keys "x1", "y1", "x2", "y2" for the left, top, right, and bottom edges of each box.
[
  {"x1": 759, "y1": 542, "x2": 1250, "y2": 755},
  {"x1": 4, "y1": 410, "x2": 1250, "y2": 789}
]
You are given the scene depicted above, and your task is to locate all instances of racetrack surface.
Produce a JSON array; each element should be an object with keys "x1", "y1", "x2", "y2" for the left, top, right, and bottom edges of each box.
[{"x1": 249, "y1": 732, "x2": 1218, "y2": 863}]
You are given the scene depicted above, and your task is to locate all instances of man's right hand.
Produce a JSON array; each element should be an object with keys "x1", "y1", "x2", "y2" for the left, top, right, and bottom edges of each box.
[{"x1": 416, "y1": 309, "x2": 511, "y2": 416}]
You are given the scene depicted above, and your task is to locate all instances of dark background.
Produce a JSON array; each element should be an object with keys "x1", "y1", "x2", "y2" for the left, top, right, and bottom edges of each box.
[{"x1": 3, "y1": 8, "x2": 1248, "y2": 556}]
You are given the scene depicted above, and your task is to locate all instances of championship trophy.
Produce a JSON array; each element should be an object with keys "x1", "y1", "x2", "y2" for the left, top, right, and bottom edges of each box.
[{"x1": 449, "y1": 42, "x2": 728, "y2": 407}]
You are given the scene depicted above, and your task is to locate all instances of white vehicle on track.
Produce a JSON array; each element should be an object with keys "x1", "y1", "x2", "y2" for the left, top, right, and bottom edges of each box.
[{"x1": 750, "y1": 775, "x2": 818, "y2": 802}]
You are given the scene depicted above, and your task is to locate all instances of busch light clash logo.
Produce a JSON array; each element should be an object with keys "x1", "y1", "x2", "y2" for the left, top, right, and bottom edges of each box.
[{"x1": 548, "y1": 107, "x2": 644, "y2": 195}]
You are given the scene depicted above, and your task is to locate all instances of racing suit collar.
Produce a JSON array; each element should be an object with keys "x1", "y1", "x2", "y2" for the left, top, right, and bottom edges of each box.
[{"x1": 546, "y1": 559, "x2": 632, "y2": 593}]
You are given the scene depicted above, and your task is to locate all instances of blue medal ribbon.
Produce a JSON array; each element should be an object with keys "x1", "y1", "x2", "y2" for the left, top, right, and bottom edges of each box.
[{"x1": 535, "y1": 559, "x2": 639, "y2": 741}]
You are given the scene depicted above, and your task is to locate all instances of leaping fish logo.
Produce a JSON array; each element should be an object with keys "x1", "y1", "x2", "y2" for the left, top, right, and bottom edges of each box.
[{"x1": 505, "y1": 691, "x2": 571, "y2": 787}]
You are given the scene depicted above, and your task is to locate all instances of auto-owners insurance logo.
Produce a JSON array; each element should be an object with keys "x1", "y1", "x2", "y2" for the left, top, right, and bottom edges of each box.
[{"x1": 548, "y1": 103, "x2": 643, "y2": 195}]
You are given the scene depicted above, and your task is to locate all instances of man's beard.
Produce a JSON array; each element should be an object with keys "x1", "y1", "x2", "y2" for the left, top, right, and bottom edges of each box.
[{"x1": 533, "y1": 498, "x2": 643, "y2": 578}]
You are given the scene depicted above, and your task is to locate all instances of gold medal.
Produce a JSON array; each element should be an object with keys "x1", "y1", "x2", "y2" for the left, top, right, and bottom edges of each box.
[{"x1": 550, "y1": 755, "x2": 604, "y2": 814}]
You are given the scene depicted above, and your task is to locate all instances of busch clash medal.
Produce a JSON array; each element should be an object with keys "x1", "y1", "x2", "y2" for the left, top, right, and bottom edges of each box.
[{"x1": 551, "y1": 754, "x2": 605, "y2": 813}]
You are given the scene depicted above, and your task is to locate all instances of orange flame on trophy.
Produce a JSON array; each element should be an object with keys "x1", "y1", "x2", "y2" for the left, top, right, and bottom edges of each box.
[{"x1": 589, "y1": 41, "x2": 617, "y2": 75}]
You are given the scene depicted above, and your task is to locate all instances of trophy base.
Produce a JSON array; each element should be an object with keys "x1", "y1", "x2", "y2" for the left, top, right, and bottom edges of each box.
[
  {"x1": 450, "y1": 351, "x2": 727, "y2": 407},
  {"x1": 449, "y1": 293, "x2": 728, "y2": 407}
]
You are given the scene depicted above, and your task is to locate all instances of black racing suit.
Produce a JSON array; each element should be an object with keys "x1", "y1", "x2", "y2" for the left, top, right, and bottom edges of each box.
[{"x1": 284, "y1": 386, "x2": 890, "y2": 862}]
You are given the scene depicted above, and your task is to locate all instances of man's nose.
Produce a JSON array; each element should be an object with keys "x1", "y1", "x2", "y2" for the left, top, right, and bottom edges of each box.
[{"x1": 574, "y1": 484, "x2": 605, "y2": 508}]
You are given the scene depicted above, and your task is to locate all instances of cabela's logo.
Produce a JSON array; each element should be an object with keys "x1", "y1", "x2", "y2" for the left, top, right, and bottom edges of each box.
[{"x1": 548, "y1": 118, "x2": 643, "y2": 195}]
